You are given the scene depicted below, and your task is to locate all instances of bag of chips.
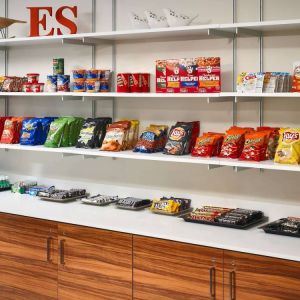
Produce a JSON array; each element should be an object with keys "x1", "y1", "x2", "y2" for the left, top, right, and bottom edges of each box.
[
  {"x1": 100, "y1": 121, "x2": 131, "y2": 151},
  {"x1": 133, "y1": 125, "x2": 168, "y2": 153},
  {"x1": 239, "y1": 131, "x2": 269, "y2": 162},
  {"x1": 274, "y1": 128, "x2": 300, "y2": 165},
  {"x1": 76, "y1": 117, "x2": 111, "y2": 149},
  {"x1": 257, "y1": 127, "x2": 279, "y2": 160},
  {"x1": 164, "y1": 123, "x2": 193, "y2": 155},
  {"x1": 219, "y1": 127, "x2": 254, "y2": 159},
  {"x1": 0, "y1": 117, "x2": 11, "y2": 140},
  {"x1": 20, "y1": 118, "x2": 42, "y2": 145},
  {"x1": 192, "y1": 133, "x2": 224, "y2": 157},
  {"x1": 176, "y1": 121, "x2": 200, "y2": 153},
  {"x1": 0, "y1": 117, "x2": 26, "y2": 144},
  {"x1": 44, "y1": 118, "x2": 68, "y2": 148}
]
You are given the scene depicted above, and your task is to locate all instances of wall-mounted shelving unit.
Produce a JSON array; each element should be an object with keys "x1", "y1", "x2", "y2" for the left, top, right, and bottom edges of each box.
[{"x1": 1, "y1": 0, "x2": 300, "y2": 173}]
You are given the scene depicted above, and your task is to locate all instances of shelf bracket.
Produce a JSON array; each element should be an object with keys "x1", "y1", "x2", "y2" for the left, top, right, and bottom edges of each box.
[
  {"x1": 208, "y1": 164, "x2": 223, "y2": 170},
  {"x1": 61, "y1": 96, "x2": 85, "y2": 102},
  {"x1": 82, "y1": 37, "x2": 112, "y2": 45},
  {"x1": 235, "y1": 96, "x2": 260, "y2": 103},
  {"x1": 82, "y1": 155, "x2": 97, "y2": 160},
  {"x1": 208, "y1": 29, "x2": 235, "y2": 39},
  {"x1": 0, "y1": 46, "x2": 7, "y2": 51},
  {"x1": 207, "y1": 97, "x2": 234, "y2": 104},
  {"x1": 236, "y1": 27, "x2": 261, "y2": 37},
  {"x1": 233, "y1": 166, "x2": 250, "y2": 172},
  {"x1": 62, "y1": 153, "x2": 78, "y2": 158}
]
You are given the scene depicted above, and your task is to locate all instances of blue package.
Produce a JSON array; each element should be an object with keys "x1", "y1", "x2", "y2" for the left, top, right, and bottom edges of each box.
[
  {"x1": 20, "y1": 118, "x2": 43, "y2": 145},
  {"x1": 37, "y1": 117, "x2": 56, "y2": 144}
]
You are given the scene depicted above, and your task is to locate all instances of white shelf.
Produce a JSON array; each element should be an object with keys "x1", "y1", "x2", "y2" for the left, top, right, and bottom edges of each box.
[
  {"x1": 1, "y1": 144, "x2": 300, "y2": 172},
  {"x1": 221, "y1": 19, "x2": 300, "y2": 36},
  {"x1": 1, "y1": 19, "x2": 300, "y2": 48},
  {"x1": 2, "y1": 92, "x2": 300, "y2": 100},
  {"x1": 0, "y1": 92, "x2": 222, "y2": 99}
]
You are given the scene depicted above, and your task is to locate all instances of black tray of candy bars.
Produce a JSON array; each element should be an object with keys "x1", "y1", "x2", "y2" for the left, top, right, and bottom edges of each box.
[
  {"x1": 260, "y1": 217, "x2": 300, "y2": 238},
  {"x1": 39, "y1": 189, "x2": 88, "y2": 203},
  {"x1": 81, "y1": 195, "x2": 119, "y2": 206},
  {"x1": 0, "y1": 186, "x2": 11, "y2": 192},
  {"x1": 115, "y1": 197, "x2": 152, "y2": 211},
  {"x1": 152, "y1": 207, "x2": 194, "y2": 217},
  {"x1": 184, "y1": 208, "x2": 268, "y2": 230}
]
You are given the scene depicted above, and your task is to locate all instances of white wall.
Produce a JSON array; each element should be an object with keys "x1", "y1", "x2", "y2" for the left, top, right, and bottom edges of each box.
[{"x1": 1, "y1": 0, "x2": 300, "y2": 214}]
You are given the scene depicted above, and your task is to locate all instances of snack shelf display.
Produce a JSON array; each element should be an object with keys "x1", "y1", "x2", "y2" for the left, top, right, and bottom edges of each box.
[
  {"x1": 2, "y1": 92, "x2": 300, "y2": 100},
  {"x1": 2, "y1": 19, "x2": 300, "y2": 48},
  {"x1": 2, "y1": 143, "x2": 300, "y2": 172}
]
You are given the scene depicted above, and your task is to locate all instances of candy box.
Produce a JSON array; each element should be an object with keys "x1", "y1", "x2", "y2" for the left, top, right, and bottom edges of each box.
[
  {"x1": 196, "y1": 57, "x2": 221, "y2": 93},
  {"x1": 179, "y1": 58, "x2": 198, "y2": 93},
  {"x1": 166, "y1": 59, "x2": 180, "y2": 93},
  {"x1": 156, "y1": 60, "x2": 167, "y2": 93}
]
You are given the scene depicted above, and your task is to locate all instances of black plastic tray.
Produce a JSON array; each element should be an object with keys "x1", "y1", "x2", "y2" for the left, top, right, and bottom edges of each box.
[
  {"x1": 184, "y1": 215, "x2": 269, "y2": 230},
  {"x1": 81, "y1": 199, "x2": 118, "y2": 206},
  {"x1": 40, "y1": 194, "x2": 88, "y2": 203},
  {"x1": 260, "y1": 219, "x2": 300, "y2": 238},
  {"x1": 115, "y1": 203, "x2": 152, "y2": 211},
  {"x1": 151, "y1": 207, "x2": 193, "y2": 217},
  {"x1": 0, "y1": 186, "x2": 11, "y2": 192}
]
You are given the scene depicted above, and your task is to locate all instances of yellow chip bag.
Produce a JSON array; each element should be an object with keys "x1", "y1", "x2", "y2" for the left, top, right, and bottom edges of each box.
[{"x1": 274, "y1": 128, "x2": 300, "y2": 165}]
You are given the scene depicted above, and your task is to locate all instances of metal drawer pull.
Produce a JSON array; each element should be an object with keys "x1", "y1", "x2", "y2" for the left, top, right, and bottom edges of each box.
[
  {"x1": 210, "y1": 267, "x2": 216, "y2": 299},
  {"x1": 229, "y1": 271, "x2": 236, "y2": 300},
  {"x1": 46, "y1": 237, "x2": 52, "y2": 262},
  {"x1": 60, "y1": 239, "x2": 65, "y2": 265}
]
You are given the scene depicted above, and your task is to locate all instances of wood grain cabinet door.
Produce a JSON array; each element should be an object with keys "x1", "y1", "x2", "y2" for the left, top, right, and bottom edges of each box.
[
  {"x1": 133, "y1": 236, "x2": 224, "y2": 300},
  {"x1": 57, "y1": 224, "x2": 132, "y2": 300},
  {"x1": 0, "y1": 213, "x2": 58, "y2": 300},
  {"x1": 224, "y1": 250, "x2": 300, "y2": 300}
]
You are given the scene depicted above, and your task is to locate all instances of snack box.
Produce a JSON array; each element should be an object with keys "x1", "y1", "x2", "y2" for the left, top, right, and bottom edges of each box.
[
  {"x1": 196, "y1": 57, "x2": 221, "y2": 93},
  {"x1": 179, "y1": 58, "x2": 198, "y2": 93},
  {"x1": 156, "y1": 60, "x2": 167, "y2": 93},
  {"x1": 166, "y1": 59, "x2": 180, "y2": 93}
]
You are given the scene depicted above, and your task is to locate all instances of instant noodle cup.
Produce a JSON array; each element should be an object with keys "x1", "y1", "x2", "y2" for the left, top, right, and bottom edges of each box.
[
  {"x1": 46, "y1": 75, "x2": 57, "y2": 92},
  {"x1": 86, "y1": 69, "x2": 99, "y2": 79},
  {"x1": 73, "y1": 79, "x2": 86, "y2": 92},
  {"x1": 32, "y1": 83, "x2": 44, "y2": 93},
  {"x1": 72, "y1": 69, "x2": 86, "y2": 79},
  {"x1": 274, "y1": 128, "x2": 300, "y2": 165},
  {"x1": 27, "y1": 73, "x2": 39, "y2": 84},
  {"x1": 86, "y1": 79, "x2": 100, "y2": 93},
  {"x1": 23, "y1": 83, "x2": 33, "y2": 93}
]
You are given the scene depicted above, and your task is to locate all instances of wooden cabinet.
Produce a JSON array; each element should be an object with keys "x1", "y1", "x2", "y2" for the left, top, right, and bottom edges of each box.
[
  {"x1": 0, "y1": 213, "x2": 58, "y2": 300},
  {"x1": 133, "y1": 236, "x2": 223, "y2": 300},
  {"x1": 57, "y1": 224, "x2": 133, "y2": 300},
  {"x1": 0, "y1": 213, "x2": 300, "y2": 300},
  {"x1": 224, "y1": 250, "x2": 300, "y2": 300}
]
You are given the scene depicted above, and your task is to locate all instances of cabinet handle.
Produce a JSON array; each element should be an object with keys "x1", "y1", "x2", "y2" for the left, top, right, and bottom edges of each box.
[
  {"x1": 229, "y1": 271, "x2": 236, "y2": 300},
  {"x1": 210, "y1": 267, "x2": 216, "y2": 299},
  {"x1": 59, "y1": 239, "x2": 65, "y2": 265},
  {"x1": 46, "y1": 237, "x2": 52, "y2": 262}
]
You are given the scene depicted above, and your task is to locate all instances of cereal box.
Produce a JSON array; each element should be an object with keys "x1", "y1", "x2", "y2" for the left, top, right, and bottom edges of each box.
[
  {"x1": 179, "y1": 58, "x2": 198, "y2": 93},
  {"x1": 196, "y1": 57, "x2": 221, "y2": 93},
  {"x1": 166, "y1": 59, "x2": 180, "y2": 93},
  {"x1": 156, "y1": 60, "x2": 167, "y2": 93}
]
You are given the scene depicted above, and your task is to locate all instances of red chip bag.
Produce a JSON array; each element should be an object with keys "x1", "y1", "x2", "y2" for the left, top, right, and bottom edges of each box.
[
  {"x1": 239, "y1": 131, "x2": 269, "y2": 162},
  {"x1": 219, "y1": 127, "x2": 254, "y2": 159},
  {"x1": 0, "y1": 117, "x2": 26, "y2": 144},
  {"x1": 257, "y1": 127, "x2": 280, "y2": 160},
  {"x1": 0, "y1": 117, "x2": 11, "y2": 139},
  {"x1": 192, "y1": 133, "x2": 224, "y2": 157}
]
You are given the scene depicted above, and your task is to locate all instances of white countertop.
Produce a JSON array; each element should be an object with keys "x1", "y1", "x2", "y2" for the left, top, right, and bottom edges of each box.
[{"x1": 0, "y1": 192, "x2": 299, "y2": 262}]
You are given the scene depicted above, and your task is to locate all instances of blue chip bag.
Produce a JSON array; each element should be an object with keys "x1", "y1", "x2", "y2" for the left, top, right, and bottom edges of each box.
[
  {"x1": 37, "y1": 117, "x2": 56, "y2": 145},
  {"x1": 20, "y1": 118, "x2": 43, "y2": 145}
]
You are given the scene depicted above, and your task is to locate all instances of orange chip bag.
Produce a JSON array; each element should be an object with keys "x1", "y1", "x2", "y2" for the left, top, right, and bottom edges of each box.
[
  {"x1": 219, "y1": 127, "x2": 254, "y2": 159},
  {"x1": 192, "y1": 133, "x2": 224, "y2": 157},
  {"x1": 239, "y1": 131, "x2": 269, "y2": 162},
  {"x1": 274, "y1": 128, "x2": 300, "y2": 165}
]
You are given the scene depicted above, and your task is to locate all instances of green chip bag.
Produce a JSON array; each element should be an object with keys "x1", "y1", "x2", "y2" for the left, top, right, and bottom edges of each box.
[{"x1": 44, "y1": 118, "x2": 68, "y2": 148}]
